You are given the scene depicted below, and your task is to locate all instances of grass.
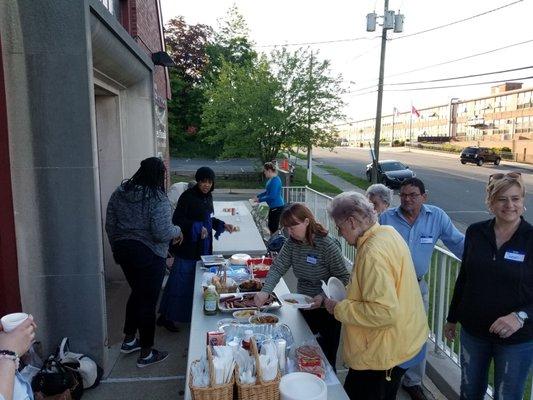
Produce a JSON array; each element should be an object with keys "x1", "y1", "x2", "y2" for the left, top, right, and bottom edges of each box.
[
  {"x1": 320, "y1": 165, "x2": 371, "y2": 190},
  {"x1": 170, "y1": 174, "x2": 263, "y2": 189},
  {"x1": 292, "y1": 166, "x2": 342, "y2": 195},
  {"x1": 289, "y1": 150, "x2": 308, "y2": 160}
]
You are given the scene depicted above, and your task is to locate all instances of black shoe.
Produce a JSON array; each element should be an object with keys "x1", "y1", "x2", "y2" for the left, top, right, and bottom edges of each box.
[
  {"x1": 402, "y1": 385, "x2": 431, "y2": 400},
  {"x1": 120, "y1": 338, "x2": 141, "y2": 354},
  {"x1": 136, "y1": 349, "x2": 169, "y2": 368},
  {"x1": 157, "y1": 315, "x2": 180, "y2": 332}
]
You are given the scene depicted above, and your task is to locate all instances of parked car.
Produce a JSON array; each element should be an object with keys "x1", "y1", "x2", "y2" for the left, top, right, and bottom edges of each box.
[
  {"x1": 366, "y1": 160, "x2": 416, "y2": 188},
  {"x1": 460, "y1": 146, "x2": 501, "y2": 166}
]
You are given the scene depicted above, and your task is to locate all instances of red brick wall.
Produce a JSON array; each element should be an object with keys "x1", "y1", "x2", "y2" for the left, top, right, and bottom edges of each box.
[{"x1": 131, "y1": 0, "x2": 168, "y2": 101}]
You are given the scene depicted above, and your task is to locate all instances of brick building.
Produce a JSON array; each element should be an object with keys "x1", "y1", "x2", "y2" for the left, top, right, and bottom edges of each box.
[{"x1": 0, "y1": 0, "x2": 172, "y2": 369}]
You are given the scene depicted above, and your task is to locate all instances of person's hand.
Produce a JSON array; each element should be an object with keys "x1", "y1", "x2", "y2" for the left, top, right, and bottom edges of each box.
[
  {"x1": 307, "y1": 294, "x2": 324, "y2": 310},
  {"x1": 0, "y1": 315, "x2": 36, "y2": 355},
  {"x1": 201, "y1": 227, "x2": 208, "y2": 239},
  {"x1": 224, "y1": 224, "x2": 235, "y2": 233},
  {"x1": 324, "y1": 298, "x2": 338, "y2": 315},
  {"x1": 254, "y1": 291, "x2": 270, "y2": 308},
  {"x1": 251, "y1": 196, "x2": 259, "y2": 203},
  {"x1": 489, "y1": 313, "x2": 522, "y2": 339},
  {"x1": 172, "y1": 233, "x2": 183, "y2": 246},
  {"x1": 444, "y1": 322, "x2": 457, "y2": 341}
]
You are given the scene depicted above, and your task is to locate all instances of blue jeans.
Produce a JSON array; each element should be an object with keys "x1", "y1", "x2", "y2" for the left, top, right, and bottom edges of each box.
[{"x1": 460, "y1": 328, "x2": 533, "y2": 400}]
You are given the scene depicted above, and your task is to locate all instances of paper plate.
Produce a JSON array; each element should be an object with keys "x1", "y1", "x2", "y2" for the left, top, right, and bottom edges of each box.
[
  {"x1": 327, "y1": 277, "x2": 346, "y2": 301},
  {"x1": 280, "y1": 372, "x2": 327, "y2": 400},
  {"x1": 280, "y1": 293, "x2": 314, "y2": 309}
]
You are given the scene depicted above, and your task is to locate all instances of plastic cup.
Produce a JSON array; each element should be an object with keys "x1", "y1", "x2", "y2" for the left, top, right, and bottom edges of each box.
[{"x1": 1, "y1": 312, "x2": 29, "y2": 332}]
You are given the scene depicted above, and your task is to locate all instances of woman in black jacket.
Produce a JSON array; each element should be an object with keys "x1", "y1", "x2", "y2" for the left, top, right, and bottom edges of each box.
[
  {"x1": 445, "y1": 172, "x2": 532, "y2": 400},
  {"x1": 158, "y1": 167, "x2": 234, "y2": 329}
]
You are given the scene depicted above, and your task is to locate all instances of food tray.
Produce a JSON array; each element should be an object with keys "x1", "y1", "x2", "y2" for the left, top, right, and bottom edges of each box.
[
  {"x1": 201, "y1": 254, "x2": 226, "y2": 266},
  {"x1": 218, "y1": 292, "x2": 282, "y2": 312},
  {"x1": 246, "y1": 258, "x2": 273, "y2": 278}
]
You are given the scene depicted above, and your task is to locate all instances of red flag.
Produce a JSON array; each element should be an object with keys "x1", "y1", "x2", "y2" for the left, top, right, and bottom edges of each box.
[{"x1": 411, "y1": 105, "x2": 420, "y2": 118}]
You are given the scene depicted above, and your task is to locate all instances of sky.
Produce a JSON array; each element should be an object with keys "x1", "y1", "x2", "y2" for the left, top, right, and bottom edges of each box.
[{"x1": 160, "y1": 0, "x2": 533, "y2": 125}]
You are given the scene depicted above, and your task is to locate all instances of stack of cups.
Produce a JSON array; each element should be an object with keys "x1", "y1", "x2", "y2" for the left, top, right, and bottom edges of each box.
[
  {"x1": 1, "y1": 312, "x2": 29, "y2": 332},
  {"x1": 276, "y1": 338, "x2": 287, "y2": 373}
]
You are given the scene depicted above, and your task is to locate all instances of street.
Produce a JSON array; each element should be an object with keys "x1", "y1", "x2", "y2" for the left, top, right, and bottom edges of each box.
[{"x1": 312, "y1": 147, "x2": 533, "y2": 232}]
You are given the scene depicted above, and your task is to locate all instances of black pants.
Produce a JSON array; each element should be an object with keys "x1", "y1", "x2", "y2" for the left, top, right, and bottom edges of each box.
[
  {"x1": 300, "y1": 308, "x2": 342, "y2": 371},
  {"x1": 112, "y1": 240, "x2": 166, "y2": 349},
  {"x1": 268, "y1": 206, "x2": 283, "y2": 234},
  {"x1": 344, "y1": 367, "x2": 406, "y2": 400}
]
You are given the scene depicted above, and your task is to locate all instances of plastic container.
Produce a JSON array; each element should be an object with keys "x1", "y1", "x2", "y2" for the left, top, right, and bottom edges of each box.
[
  {"x1": 246, "y1": 257, "x2": 273, "y2": 278},
  {"x1": 203, "y1": 285, "x2": 219, "y2": 315}
]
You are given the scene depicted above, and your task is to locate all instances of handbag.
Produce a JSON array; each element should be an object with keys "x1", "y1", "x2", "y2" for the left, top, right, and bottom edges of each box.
[
  {"x1": 31, "y1": 356, "x2": 83, "y2": 400},
  {"x1": 34, "y1": 389, "x2": 72, "y2": 400},
  {"x1": 56, "y1": 337, "x2": 102, "y2": 390}
]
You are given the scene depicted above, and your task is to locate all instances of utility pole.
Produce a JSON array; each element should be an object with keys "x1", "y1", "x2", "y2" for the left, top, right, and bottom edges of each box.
[
  {"x1": 306, "y1": 53, "x2": 313, "y2": 184},
  {"x1": 366, "y1": 3, "x2": 404, "y2": 183}
]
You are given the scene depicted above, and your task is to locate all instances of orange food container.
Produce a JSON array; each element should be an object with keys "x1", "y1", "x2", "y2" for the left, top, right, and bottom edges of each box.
[{"x1": 246, "y1": 257, "x2": 273, "y2": 278}]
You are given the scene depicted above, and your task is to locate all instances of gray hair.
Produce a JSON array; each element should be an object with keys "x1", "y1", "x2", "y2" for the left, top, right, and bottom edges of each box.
[
  {"x1": 366, "y1": 184, "x2": 393, "y2": 206},
  {"x1": 328, "y1": 191, "x2": 377, "y2": 225}
]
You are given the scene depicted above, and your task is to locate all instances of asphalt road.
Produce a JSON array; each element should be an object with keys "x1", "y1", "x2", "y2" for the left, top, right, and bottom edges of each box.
[
  {"x1": 312, "y1": 147, "x2": 533, "y2": 232},
  {"x1": 170, "y1": 157, "x2": 258, "y2": 173}
]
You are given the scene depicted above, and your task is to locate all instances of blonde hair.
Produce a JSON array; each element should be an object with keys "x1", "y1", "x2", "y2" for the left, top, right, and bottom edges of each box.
[{"x1": 486, "y1": 175, "x2": 526, "y2": 207}]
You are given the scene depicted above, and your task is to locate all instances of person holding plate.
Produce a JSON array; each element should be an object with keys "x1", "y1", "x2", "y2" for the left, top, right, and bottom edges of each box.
[{"x1": 254, "y1": 202, "x2": 350, "y2": 370}]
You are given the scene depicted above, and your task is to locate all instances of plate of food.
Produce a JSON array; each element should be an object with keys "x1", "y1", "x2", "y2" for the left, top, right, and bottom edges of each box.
[
  {"x1": 249, "y1": 312, "x2": 279, "y2": 325},
  {"x1": 238, "y1": 279, "x2": 263, "y2": 292},
  {"x1": 232, "y1": 309, "x2": 257, "y2": 322},
  {"x1": 280, "y1": 293, "x2": 314, "y2": 309},
  {"x1": 219, "y1": 292, "x2": 282, "y2": 312}
]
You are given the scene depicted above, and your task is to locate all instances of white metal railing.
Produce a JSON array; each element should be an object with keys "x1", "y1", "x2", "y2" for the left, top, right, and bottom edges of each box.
[{"x1": 282, "y1": 186, "x2": 532, "y2": 400}]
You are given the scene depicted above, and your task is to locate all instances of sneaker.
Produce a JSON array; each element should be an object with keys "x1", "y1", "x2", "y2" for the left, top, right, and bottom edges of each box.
[
  {"x1": 136, "y1": 349, "x2": 169, "y2": 368},
  {"x1": 120, "y1": 338, "x2": 141, "y2": 354},
  {"x1": 402, "y1": 384, "x2": 433, "y2": 400}
]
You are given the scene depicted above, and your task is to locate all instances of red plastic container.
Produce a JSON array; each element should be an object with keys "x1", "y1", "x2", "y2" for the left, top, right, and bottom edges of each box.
[{"x1": 246, "y1": 257, "x2": 273, "y2": 278}]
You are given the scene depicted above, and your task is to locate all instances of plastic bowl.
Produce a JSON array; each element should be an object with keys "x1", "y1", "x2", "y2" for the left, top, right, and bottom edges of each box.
[
  {"x1": 232, "y1": 309, "x2": 257, "y2": 322},
  {"x1": 249, "y1": 312, "x2": 279, "y2": 325}
]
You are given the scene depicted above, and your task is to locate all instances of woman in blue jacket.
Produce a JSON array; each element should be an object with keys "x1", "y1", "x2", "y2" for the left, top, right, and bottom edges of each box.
[{"x1": 254, "y1": 162, "x2": 285, "y2": 234}]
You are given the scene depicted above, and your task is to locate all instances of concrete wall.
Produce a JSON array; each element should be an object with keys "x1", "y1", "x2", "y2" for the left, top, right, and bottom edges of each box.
[{"x1": 0, "y1": 0, "x2": 107, "y2": 363}]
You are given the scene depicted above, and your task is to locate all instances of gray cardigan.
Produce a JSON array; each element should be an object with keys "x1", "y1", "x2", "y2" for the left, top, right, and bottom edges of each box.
[{"x1": 105, "y1": 185, "x2": 181, "y2": 258}]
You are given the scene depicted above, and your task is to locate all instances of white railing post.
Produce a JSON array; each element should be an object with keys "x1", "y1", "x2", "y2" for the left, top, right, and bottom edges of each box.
[{"x1": 433, "y1": 252, "x2": 448, "y2": 358}]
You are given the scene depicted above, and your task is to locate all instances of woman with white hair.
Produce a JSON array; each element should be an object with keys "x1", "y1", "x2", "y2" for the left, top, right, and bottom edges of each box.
[
  {"x1": 366, "y1": 183, "x2": 392, "y2": 215},
  {"x1": 324, "y1": 191, "x2": 428, "y2": 400}
]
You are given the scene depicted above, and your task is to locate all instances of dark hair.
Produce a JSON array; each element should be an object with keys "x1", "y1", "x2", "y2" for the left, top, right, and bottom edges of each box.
[
  {"x1": 122, "y1": 157, "x2": 166, "y2": 199},
  {"x1": 195, "y1": 167, "x2": 216, "y2": 192},
  {"x1": 400, "y1": 177, "x2": 425, "y2": 194},
  {"x1": 280, "y1": 203, "x2": 328, "y2": 246},
  {"x1": 263, "y1": 162, "x2": 276, "y2": 172}
]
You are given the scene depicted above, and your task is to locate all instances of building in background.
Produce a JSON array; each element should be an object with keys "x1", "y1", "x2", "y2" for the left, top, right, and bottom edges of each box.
[
  {"x1": 0, "y1": 0, "x2": 171, "y2": 369},
  {"x1": 341, "y1": 83, "x2": 533, "y2": 162}
]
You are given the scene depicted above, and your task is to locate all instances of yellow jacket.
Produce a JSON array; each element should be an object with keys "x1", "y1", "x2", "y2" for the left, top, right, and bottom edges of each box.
[{"x1": 334, "y1": 223, "x2": 428, "y2": 371}]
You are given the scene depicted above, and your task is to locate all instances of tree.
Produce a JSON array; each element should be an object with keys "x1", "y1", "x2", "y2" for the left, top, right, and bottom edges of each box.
[
  {"x1": 271, "y1": 47, "x2": 346, "y2": 151},
  {"x1": 165, "y1": 17, "x2": 215, "y2": 156},
  {"x1": 201, "y1": 58, "x2": 285, "y2": 163}
]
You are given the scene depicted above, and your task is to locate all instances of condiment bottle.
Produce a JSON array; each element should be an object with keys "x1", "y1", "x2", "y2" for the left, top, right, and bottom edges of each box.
[
  {"x1": 203, "y1": 284, "x2": 219, "y2": 315},
  {"x1": 242, "y1": 329, "x2": 253, "y2": 351}
]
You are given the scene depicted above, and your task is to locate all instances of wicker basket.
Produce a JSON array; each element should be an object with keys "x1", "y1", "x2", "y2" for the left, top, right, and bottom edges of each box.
[
  {"x1": 235, "y1": 338, "x2": 280, "y2": 400},
  {"x1": 189, "y1": 346, "x2": 235, "y2": 400}
]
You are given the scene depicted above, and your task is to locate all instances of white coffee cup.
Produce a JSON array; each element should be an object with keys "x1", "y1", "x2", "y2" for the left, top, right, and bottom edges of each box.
[{"x1": 1, "y1": 312, "x2": 29, "y2": 333}]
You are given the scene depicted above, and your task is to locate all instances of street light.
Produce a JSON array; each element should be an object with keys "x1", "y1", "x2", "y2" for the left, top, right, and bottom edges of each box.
[{"x1": 366, "y1": 2, "x2": 404, "y2": 183}]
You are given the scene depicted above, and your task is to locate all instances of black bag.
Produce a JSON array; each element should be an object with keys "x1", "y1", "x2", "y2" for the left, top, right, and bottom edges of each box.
[
  {"x1": 267, "y1": 233, "x2": 286, "y2": 253},
  {"x1": 32, "y1": 356, "x2": 84, "y2": 400}
]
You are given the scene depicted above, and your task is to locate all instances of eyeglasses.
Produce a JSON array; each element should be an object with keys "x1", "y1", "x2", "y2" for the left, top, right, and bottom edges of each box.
[
  {"x1": 488, "y1": 172, "x2": 522, "y2": 183},
  {"x1": 399, "y1": 192, "x2": 421, "y2": 199}
]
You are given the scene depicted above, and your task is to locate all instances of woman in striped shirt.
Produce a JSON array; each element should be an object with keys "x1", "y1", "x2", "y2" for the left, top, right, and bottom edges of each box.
[{"x1": 254, "y1": 203, "x2": 350, "y2": 370}]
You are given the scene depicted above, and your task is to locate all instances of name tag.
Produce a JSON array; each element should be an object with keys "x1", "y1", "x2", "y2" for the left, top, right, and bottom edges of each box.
[
  {"x1": 306, "y1": 254, "x2": 318, "y2": 265},
  {"x1": 420, "y1": 236, "x2": 433, "y2": 244},
  {"x1": 504, "y1": 250, "x2": 525, "y2": 262}
]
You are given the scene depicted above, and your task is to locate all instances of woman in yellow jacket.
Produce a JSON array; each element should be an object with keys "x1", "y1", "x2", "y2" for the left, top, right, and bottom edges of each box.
[{"x1": 324, "y1": 191, "x2": 429, "y2": 400}]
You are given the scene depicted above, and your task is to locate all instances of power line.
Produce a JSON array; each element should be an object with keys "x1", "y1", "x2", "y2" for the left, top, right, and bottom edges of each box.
[
  {"x1": 387, "y1": 65, "x2": 533, "y2": 86},
  {"x1": 392, "y1": 0, "x2": 523, "y2": 41},
  {"x1": 350, "y1": 38, "x2": 533, "y2": 91},
  {"x1": 384, "y1": 75, "x2": 533, "y2": 92},
  {"x1": 256, "y1": 35, "x2": 380, "y2": 48},
  {"x1": 254, "y1": 0, "x2": 522, "y2": 49}
]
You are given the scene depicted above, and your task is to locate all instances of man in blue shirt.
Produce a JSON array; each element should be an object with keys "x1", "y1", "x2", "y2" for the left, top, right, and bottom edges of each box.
[{"x1": 380, "y1": 178, "x2": 464, "y2": 400}]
